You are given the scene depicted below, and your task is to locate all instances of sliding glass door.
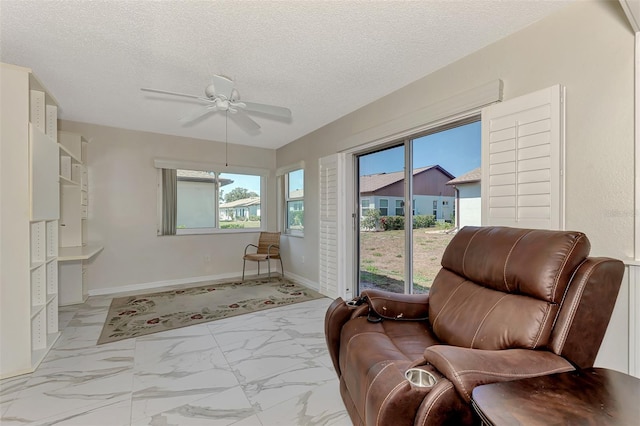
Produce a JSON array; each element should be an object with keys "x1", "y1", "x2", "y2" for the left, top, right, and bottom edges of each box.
[
  {"x1": 356, "y1": 119, "x2": 480, "y2": 295},
  {"x1": 411, "y1": 121, "x2": 481, "y2": 293},
  {"x1": 358, "y1": 145, "x2": 406, "y2": 293}
]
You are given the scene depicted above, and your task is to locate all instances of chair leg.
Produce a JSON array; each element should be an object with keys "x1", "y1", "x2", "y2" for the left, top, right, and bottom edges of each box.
[
  {"x1": 257, "y1": 262, "x2": 260, "y2": 277},
  {"x1": 279, "y1": 258, "x2": 284, "y2": 278},
  {"x1": 242, "y1": 259, "x2": 246, "y2": 281},
  {"x1": 267, "y1": 258, "x2": 271, "y2": 279}
]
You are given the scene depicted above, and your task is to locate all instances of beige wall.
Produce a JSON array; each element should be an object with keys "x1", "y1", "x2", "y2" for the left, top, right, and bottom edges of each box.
[
  {"x1": 59, "y1": 120, "x2": 276, "y2": 293},
  {"x1": 59, "y1": 0, "x2": 635, "y2": 295},
  {"x1": 277, "y1": 0, "x2": 635, "y2": 284}
]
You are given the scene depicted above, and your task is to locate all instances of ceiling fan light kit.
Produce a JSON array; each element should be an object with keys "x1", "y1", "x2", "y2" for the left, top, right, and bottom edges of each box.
[{"x1": 141, "y1": 75, "x2": 292, "y2": 134}]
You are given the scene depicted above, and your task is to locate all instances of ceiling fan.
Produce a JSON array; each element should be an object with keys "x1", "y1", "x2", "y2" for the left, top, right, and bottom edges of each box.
[{"x1": 141, "y1": 75, "x2": 292, "y2": 133}]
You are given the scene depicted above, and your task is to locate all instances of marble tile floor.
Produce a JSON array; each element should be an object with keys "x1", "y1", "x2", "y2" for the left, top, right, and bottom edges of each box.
[{"x1": 0, "y1": 293, "x2": 350, "y2": 426}]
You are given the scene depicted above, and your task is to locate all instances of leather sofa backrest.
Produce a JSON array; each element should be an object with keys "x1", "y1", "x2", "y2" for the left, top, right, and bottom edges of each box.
[
  {"x1": 428, "y1": 226, "x2": 591, "y2": 350},
  {"x1": 548, "y1": 256, "x2": 624, "y2": 367}
]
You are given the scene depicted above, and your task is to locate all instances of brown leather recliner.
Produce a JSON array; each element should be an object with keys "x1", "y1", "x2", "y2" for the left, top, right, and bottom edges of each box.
[{"x1": 325, "y1": 226, "x2": 624, "y2": 425}]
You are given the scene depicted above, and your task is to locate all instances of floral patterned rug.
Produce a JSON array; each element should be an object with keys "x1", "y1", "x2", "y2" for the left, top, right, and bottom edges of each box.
[{"x1": 97, "y1": 277, "x2": 324, "y2": 344}]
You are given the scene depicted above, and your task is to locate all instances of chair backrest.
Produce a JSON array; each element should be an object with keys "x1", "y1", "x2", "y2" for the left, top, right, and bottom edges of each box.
[
  {"x1": 428, "y1": 226, "x2": 623, "y2": 366},
  {"x1": 257, "y1": 232, "x2": 281, "y2": 257}
]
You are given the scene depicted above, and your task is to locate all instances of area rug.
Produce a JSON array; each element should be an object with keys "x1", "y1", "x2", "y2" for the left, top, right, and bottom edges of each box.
[{"x1": 97, "y1": 277, "x2": 324, "y2": 345}]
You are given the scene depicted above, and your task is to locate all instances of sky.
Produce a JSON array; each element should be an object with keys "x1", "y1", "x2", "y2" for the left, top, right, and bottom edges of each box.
[
  {"x1": 219, "y1": 173, "x2": 261, "y2": 196},
  {"x1": 217, "y1": 168, "x2": 303, "y2": 199},
  {"x1": 218, "y1": 169, "x2": 304, "y2": 197},
  {"x1": 359, "y1": 120, "x2": 481, "y2": 178}
]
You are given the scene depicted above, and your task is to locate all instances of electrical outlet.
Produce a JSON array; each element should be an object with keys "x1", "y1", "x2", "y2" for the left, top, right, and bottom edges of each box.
[
  {"x1": 302, "y1": 256, "x2": 305, "y2": 264},
  {"x1": 204, "y1": 255, "x2": 211, "y2": 263}
]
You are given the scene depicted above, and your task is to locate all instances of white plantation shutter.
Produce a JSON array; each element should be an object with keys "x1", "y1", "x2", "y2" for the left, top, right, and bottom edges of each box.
[
  {"x1": 319, "y1": 154, "x2": 347, "y2": 298},
  {"x1": 481, "y1": 85, "x2": 565, "y2": 230}
]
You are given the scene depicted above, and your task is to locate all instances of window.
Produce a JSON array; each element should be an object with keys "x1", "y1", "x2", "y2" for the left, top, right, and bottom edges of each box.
[
  {"x1": 379, "y1": 199, "x2": 388, "y2": 216},
  {"x1": 361, "y1": 199, "x2": 371, "y2": 216},
  {"x1": 176, "y1": 170, "x2": 217, "y2": 230},
  {"x1": 285, "y1": 168, "x2": 304, "y2": 234},
  {"x1": 159, "y1": 167, "x2": 264, "y2": 235},
  {"x1": 395, "y1": 200, "x2": 404, "y2": 216}
]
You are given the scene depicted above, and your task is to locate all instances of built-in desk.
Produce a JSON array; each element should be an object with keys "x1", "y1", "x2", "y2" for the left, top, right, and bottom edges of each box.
[{"x1": 58, "y1": 244, "x2": 103, "y2": 305}]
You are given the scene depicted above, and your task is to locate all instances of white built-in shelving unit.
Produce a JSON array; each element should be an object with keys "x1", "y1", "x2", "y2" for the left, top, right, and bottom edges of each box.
[
  {"x1": 58, "y1": 131, "x2": 103, "y2": 306},
  {"x1": 1, "y1": 62, "x2": 61, "y2": 378}
]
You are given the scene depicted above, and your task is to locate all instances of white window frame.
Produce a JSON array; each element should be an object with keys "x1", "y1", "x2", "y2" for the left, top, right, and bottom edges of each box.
[
  {"x1": 395, "y1": 199, "x2": 404, "y2": 216},
  {"x1": 154, "y1": 159, "x2": 268, "y2": 235},
  {"x1": 360, "y1": 198, "x2": 371, "y2": 216},
  {"x1": 379, "y1": 198, "x2": 389, "y2": 216},
  {"x1": 277, "y1": 161, "x2": 305, "y2": 237}
]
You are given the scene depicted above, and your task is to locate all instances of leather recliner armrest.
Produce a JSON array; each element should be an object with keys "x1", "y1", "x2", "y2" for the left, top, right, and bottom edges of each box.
[
  {"x1": 423, "y1": 345, "x2": 575, "y2": 402},
  {"x1": 360, "y1": 289, "x2": 430, "y2": 320}
]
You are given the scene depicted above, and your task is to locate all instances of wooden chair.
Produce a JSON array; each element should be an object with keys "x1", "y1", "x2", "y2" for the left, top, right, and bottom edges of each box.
[{"x1": 242, "y1": 232, "x2": 284, "y2": 280}]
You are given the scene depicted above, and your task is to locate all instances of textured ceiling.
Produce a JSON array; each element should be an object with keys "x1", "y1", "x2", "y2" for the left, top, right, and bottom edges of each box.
[{"x1": 0, "y1": 0, "x2": 574, "y2": 149}]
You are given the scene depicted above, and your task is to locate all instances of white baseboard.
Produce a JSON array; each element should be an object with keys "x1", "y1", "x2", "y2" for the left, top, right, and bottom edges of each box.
[
  {"x1": 88, "y1": 271, "x2": 248, "y2": 297},
  {"x1": 283, "y1": 271, "x2": 320, "y2": 292},
  {"x1": 88, "y1": 270, "x2": 320, "y2": 297}
]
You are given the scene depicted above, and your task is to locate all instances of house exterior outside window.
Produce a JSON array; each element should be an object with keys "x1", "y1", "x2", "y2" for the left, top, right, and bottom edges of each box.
[
  {"x1": 361, "y1": 199, "x2": 371, "y2": 216},
  {"x1": 158, "y1": 168, "x2": 264, "y2": 235},
  {"x1": 285, "y1": 169, "x2": 304, "y2": 234},
  {"x1": 379, "y1": 199, "x2": 388, "y2": 216}
]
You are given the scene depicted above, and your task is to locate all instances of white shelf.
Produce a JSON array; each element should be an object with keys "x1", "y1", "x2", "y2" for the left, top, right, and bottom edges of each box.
[
  {"x1": 30, "y1": 303, "x2": 45, "y2": 320},
  {"x1": 58, "y1": 131, "x2": 87, "y2": 162},
  {"x1": 58, "y1": 244, "x2": 103, "y2": 261},
  {"x1": 58, "y1": 142, "x2": 81, "y2": 163},
  {"x1": 60, "y1": 175, "x2": 79, "y2": 186},
  {"x1": 30, "y1": 261, "x2": 44, "y2": 271},
  {"x1": 31, "y1": 311, "x2": 46, "y2": 351},
  {"x1": 31, "y1": 331, "x2": 61, "y2": 371}
]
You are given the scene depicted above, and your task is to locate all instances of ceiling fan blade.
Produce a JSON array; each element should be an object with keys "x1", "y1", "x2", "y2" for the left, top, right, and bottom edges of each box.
[
  {"x1": 229, "y1": 109, "x2": 261, "y2": 134},
  {"x1": 141, "y1": 87, "x2": 206, "y2": 101},
  {"x1": 241, "y1": 101, "x2": 292, "y2": 119},
  {"x1": 179, "y1": 105, "x2": 217, "y2": 125},
  {"x1": 212, "y1": 75, "x2": 235, "y2": 99}
]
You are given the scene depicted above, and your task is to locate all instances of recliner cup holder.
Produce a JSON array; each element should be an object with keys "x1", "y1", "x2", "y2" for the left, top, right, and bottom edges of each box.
[{"x1": 405, "y1": 368, "x2": 437, "y2": 388}]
